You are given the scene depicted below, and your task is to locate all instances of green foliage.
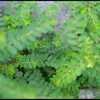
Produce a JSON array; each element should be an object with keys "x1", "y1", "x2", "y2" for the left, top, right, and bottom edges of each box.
[
  {"x1": 0, "y1": 73, "x2": 35, "y2": 99},
  {"x1": 0, "y1": 1, "x2": 100, "y2": 99}
]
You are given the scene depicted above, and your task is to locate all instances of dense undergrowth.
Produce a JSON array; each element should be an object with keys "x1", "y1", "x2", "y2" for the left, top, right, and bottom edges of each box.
[{"x1": 0, "y1": 1, "x2": 100, "y2": 99}]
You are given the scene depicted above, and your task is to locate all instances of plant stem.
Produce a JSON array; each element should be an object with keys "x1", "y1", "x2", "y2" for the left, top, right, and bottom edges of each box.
[{"x1": 30, "y1": 11, "x2": 35, "y2": 21}]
